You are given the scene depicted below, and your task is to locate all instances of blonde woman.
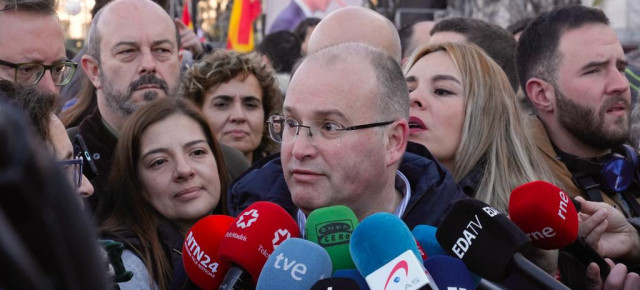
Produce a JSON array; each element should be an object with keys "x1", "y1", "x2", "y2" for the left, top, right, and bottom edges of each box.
[{"x1": 403, "y1": 42, "x2": 561, "y2": 214}]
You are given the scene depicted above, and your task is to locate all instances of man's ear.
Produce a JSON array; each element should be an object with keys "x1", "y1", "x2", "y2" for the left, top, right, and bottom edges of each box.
[
  {"x1": 81, "y1": 54, "x2": 101, "y2": 89},
  {"x1": 386, "y1": 120, "x2": 409, "y2": 167},
  {"x1": 525, "y1": 77, "x2": 555, "y2": 113}
]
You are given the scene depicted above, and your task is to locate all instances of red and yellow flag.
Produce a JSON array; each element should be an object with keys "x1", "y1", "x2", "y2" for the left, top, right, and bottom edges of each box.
[
  {"x1": 181, "y1": 0, "x2": 194, "y2": 30},
  {"x1": 227, "y1": 0, "x2": 262, "y2": 52}
]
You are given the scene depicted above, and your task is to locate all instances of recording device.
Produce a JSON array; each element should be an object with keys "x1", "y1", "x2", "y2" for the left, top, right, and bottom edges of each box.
[
  {"x1": 305, "y1": 205, "x2": 358, "y2": 272},
  {"x1": 256, "y1": 238, "x2": 332, "y2": 289},
  {"x1": 350, "y1": 213, "x2": 436, "y2": 290},
  {"x1": 310, "y1": 277, "x2": 361, "y2": 290},
  {"x1": 181, "y1": 215, "x2": 234, "y2": 289},
  {"x1": 332, "y1": 269, "x2": 369, "y2": 290},
  {"x1": 436, "y1": 199, "x2": 569, "y2": 289},
  {"x1": 509, "y1": 180, "x2": 611, "y2": 281},
  {"x1": 423, "y1": 256, "x2": 474, "y2": 290},
  {"x1": 412, "y1": 225, "x2": 447, "y2": 257},
  {"x1": 218, "y1": 202, "x2": 301, "y2": 289}
]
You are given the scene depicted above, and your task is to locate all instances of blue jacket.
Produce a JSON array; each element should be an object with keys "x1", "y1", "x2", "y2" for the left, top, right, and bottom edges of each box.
[{"x1": 227, "y1": 142, "x2": 467, "y2": 229}]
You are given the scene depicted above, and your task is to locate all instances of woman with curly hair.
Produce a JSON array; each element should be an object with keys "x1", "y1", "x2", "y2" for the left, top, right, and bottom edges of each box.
[{"x1": 181, "y1": 50, "x2": 282, "y2": 164}]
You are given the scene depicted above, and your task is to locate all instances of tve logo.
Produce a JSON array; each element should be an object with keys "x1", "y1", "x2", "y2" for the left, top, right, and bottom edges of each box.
[
  {"x1": 273, "y1": 253, "x2": 308, "y2": 281},
  {"x1": 365, "y1": 250, "x2": 430, "y2": 290},
  {"x1": 236, "y1": 209, "x2": 259, "y2": 229}
]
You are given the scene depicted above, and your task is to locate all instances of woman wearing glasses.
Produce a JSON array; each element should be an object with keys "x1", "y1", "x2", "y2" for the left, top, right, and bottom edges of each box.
[
  {"x1": 181, "y1": 50, "x2": 282, "y2": 164},
  {"x1": 99, "y1": 98, "x2": 228, "y2": 290}
]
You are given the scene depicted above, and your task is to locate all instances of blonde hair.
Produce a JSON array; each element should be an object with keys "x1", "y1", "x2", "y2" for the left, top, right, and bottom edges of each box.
[{"x1": 404, "y1": 42, "x2": 559, "y2": 213}]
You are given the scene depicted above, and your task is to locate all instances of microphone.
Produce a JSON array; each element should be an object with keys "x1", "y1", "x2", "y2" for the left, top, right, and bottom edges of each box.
[
  {"x1": 256, "y1": 238, "x2": 332, "y2": 289},
  {"x1": 305, "y1": 205, "x2": 358, "y2": 272},
  {"x1": 332, "y1": 269, "x2": 369, "y2": 290},
  {"x1": 412, "y1": 225, "x2": 447, "y2": 257},
  {"x1": 182, "y1": 215, "x2": 234, "y2": 289},
  {"x1": 423, "y1": 256, "x2": 474, "y2": 290},
  {"x1": 218, "y1": 201, "x2": 301, "y2": 288},
  {"x1": 436, "y1": 199, "x2": 569, "y2": 289},
  {"x1": 509, "y1": 180, "x2": 611, "y2": 280},
  {"x1": 310, "y1": 277, "x2": 361, "y2": 290},
  {"x1": 349, "y1": 213, "x2": 436, "y2": 290}
]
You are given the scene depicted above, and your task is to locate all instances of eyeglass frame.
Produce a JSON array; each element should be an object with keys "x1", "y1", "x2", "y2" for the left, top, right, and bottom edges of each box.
[
  {"x1": 267, "y1": 114, "x2": 395, "y2": 144},
  {"x1": 58, "y1": 155, "x2": 84, "y2": 188},
  {"x1": 0, "y1": 59, "x2": 77, "y2": 86}
]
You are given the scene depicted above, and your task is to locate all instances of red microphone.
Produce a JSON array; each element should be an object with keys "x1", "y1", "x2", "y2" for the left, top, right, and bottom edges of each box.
[
  {"x1": 182, "y1": 215, "x2": 234, "y2": 289},
  {"x1": 509, "y1": 180, "x2": 578, "y2": 249},
  {"x1": 509, "y1": 181, "x2": 610, "y2": 280},
  {"x1": 218, "y1": 201, "x2": 301, "y2": 288}
]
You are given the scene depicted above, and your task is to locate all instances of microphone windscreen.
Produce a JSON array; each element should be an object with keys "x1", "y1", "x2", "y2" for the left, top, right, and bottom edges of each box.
[
  {"x1": 182, "y1": 215, "x2": 234, "y2": 289},
  {"x1": 305, "y1": 205, "x2": 358, "y2": 271},
  {"x1": 412, "y1": 225, "x2": 447, "y2": 257},
  {"x1": 436, "y1": 199, "x2": 530, "y2": 281},
  {"x1": 256, "y1": 238, "x2": 332, "y2": 290},
  {"x1": 423, "y1": 256, "x2": 475, "y2": 289},
  {"x1": 349, "y1": 213, "x2": 422, "y2": 276},
  {"x1": 219, "y1": 201, "x2": 301, "y2": 284},
  {"x1": 333, "y1": 269, "x2": 369, "y2": 290},
  {"x1": 350, "y1": 213, "x2": 433, "y2": 289},
  {"x1": 509, "y1": 181, "x2": 579, "y2": 249},
  {"x1": 310, "y1": 277, "x2": 361, "y2": 290}
]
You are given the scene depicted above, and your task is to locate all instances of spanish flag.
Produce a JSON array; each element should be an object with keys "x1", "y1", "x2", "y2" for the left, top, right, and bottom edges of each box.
[
  {"x1": 181, "y1": 0, "x2": 194, "y2": 30},
  {"x1": 227, "y1": 0, "x2": 261, "y2": 52}
]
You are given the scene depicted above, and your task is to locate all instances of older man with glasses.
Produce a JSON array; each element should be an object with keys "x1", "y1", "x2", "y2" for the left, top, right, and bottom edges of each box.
[
  {"x1": 0, "y1": 0, "x2": 73, "y2": 95},
  {"x1": 231, "y1": 43, "x2": 466, "y2": 232}
]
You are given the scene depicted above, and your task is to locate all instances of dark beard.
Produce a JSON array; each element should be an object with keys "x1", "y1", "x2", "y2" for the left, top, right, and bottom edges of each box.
[
  {"x1": 100, "y1": 72, "x2": 171, "y2": 116},
  {"x1": 555, "y1": 86, "x2": 630, "y2": 150}
]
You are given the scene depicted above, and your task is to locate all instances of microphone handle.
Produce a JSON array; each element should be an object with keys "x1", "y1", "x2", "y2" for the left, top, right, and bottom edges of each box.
[
  {"x1": 564, "y1": 236, "x2": 610, "y2": 281},
  {"x1": 512, "y1": 252, "x2": 570, "y2": 290},
  {"x1": 218, "y1": 265, "x2": 254, "y2": 290},
  {"x1": 477, "y1": 278, "x2": 508, "y2": 290}
]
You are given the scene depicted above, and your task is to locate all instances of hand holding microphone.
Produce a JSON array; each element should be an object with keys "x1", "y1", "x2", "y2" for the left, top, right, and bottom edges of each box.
[
  {"x1": 218, "y1": 201, "x2": 301, "y2": 289},
  {"x1": 509, "y1": 181, "x2": 611, "y2": 280}
]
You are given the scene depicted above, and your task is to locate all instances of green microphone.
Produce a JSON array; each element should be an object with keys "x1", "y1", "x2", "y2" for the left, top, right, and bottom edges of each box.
[{"x1": 305, "y1": 205, "x2": 358, "y2": 272}]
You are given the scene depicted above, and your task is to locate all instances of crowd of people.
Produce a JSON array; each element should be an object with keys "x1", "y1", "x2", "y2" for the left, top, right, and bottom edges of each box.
[{"x1": 1, "y1": 0, "x2": 640, "y2": 289}]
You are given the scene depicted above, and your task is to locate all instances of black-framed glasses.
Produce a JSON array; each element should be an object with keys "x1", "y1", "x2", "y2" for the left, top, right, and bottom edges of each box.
[
  {"x1": 267, "y1": 114, "x2": 395, "y2": 144},
  {"x1": 0, "y1": 59, "x2": 77, "y2": 86},
  {"x1": 58, "y1": 156, "x2": 83, "y2": 188}
]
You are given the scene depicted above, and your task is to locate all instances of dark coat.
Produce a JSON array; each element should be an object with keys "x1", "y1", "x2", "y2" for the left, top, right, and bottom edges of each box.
[{"x1": 227, "y1": 142, "x2": 467, "y2": 229}]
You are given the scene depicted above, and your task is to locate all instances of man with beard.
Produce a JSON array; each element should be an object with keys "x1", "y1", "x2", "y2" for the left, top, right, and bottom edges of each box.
[
  {"x1": 518, "y1": 5, "x2": 640, "y2": 276},
  {"x1": 76, "y1": 0, "x2": 249, "y2": 215},
  {"x1": 0, "y1": 0, "x2": 73, "y2": 96}
]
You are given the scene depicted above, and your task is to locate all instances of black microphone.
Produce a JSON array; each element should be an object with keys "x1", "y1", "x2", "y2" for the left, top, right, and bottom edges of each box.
[{"x1": 436, "y1": 199, "x2": 570, "y2": 290}]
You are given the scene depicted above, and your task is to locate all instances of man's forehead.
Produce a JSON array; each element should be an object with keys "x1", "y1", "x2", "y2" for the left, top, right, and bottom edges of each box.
[{"x1": 557, "y1": 23, "x2": 623, "y2": 61}]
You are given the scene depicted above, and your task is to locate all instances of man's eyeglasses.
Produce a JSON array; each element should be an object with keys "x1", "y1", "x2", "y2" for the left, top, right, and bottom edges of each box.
[
  {"x1": 58, "y1": 156, "x2": 83, "y2": 188},
  {"x1": 0, "y1": 59, "x2": 77, "y2": 86},
  {"x1": 267, "y1": 115, "x2": 395, "y2": 144}
]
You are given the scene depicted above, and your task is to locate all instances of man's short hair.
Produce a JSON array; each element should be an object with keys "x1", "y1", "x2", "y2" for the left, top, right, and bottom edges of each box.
[
  {"x1": 431, "y1": 17, "x2": 519, "y2": 91},
  {"x1": 0, "y1": 80, "x2": 56, "y2": 143},
  {"x1": 294, "y1": 17, "x2": 320, "y2": 41},
  {"x1": 304, "y1": 43, "x2": 409, "y2": 121},
  {"x1": 85, "y1": 0, "x2": 180, "y2": 63},
  {"x1": 257, "y1": 30, "x2": 301, "y2": 74},
  {"x1": 517, "y1": 5, "x2": 609, "y2": 93},
  {"x1": 0, "y1": 0, "x2": 57, "y2": 13},
  {"x1": 506, "y1": 17, "x2": 532, "y2": 36}
]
